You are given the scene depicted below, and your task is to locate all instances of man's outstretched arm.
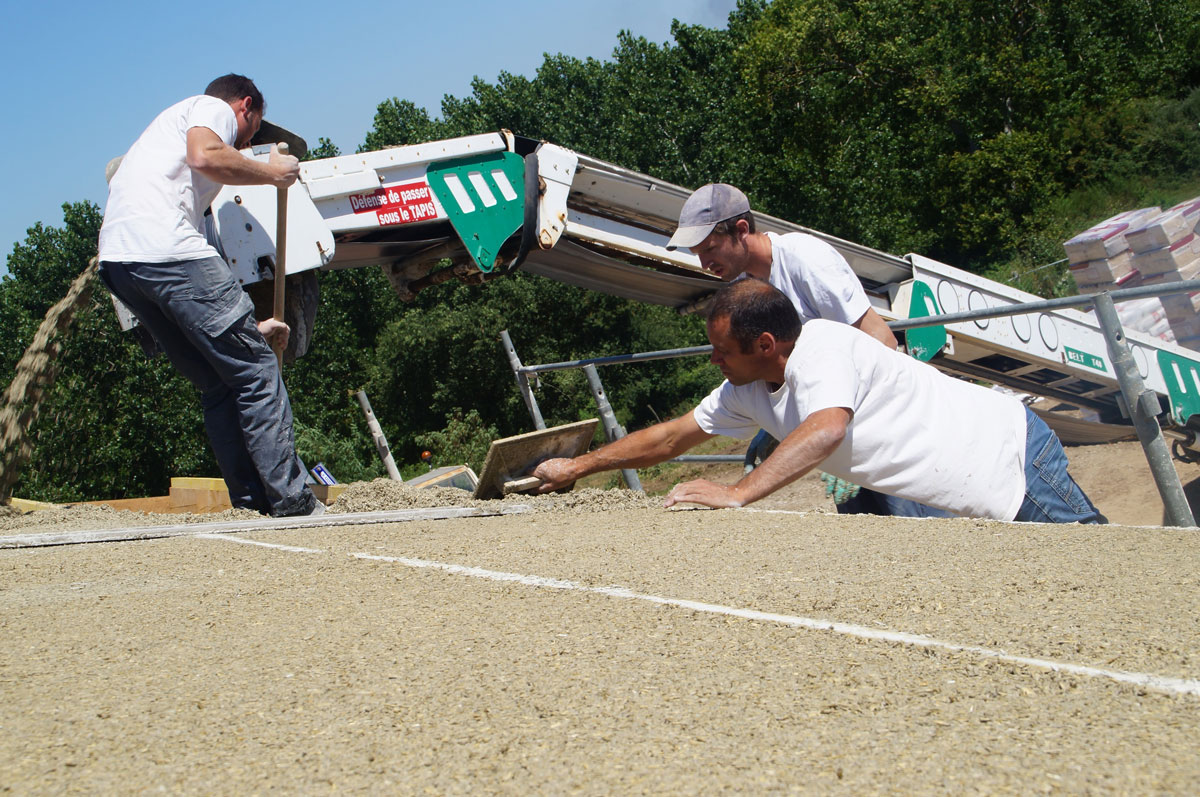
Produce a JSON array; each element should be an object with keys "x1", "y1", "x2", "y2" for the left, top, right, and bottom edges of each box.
[
  {"x1": 664, "y1": 407, "x2": 850, "y2": 509},
  {"x1": 533, "y1": 413, "x2": 714, "y2": 492},
  {"x1": 186, "y1": 127, "x2": 299, "y2": 188}
]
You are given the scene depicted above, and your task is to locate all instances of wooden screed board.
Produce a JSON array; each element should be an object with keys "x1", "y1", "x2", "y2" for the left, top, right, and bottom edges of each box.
[{"x1": 473, "y1": 419, "x2": 599, "y2": 499}]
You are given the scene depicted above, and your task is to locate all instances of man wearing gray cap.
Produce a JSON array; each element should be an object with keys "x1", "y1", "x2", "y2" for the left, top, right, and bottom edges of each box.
[
  {"x1": 668, "y1": 183, "x2": 948, "y2": 518},
  {"x1": 667, "y1": 183, "x2": 897, "y2": 349}
]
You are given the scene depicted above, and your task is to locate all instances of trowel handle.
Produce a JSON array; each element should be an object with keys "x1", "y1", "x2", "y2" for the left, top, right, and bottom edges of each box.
[{"x1": 502, "y1": 476, "x2": 542, "y2": 494}]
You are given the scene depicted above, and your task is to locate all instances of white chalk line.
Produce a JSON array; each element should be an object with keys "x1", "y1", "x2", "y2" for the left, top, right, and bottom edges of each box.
[
  {"x1": 196, "y1": 534, "x2": 1200, "y2": 698},
  {"x1": 194, "y1": 533, "x2": 324, "y2": 554},
  {"x1": 351, "y1": 552, "x2": 1200, "y2": 699}
]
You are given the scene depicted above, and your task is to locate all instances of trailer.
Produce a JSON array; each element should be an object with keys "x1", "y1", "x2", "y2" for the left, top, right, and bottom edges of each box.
[{"x1": 130, "y1": 128, "x2": 1200, "y2": 453}]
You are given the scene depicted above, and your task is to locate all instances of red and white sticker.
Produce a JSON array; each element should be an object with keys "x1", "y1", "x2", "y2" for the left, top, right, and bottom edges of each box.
[{"x1": 348, "y1": 181, "x2": 439, "y2": 226}]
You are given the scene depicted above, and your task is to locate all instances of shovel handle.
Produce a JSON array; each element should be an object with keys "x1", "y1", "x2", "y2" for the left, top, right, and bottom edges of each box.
[{"x1": 272, "y1": 142, "x2": 289, "y2": 366}]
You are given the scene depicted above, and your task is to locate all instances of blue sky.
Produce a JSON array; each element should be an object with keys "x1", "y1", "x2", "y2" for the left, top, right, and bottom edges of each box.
[{"x1": 0, "y1": 0, "x2": 736, "y2": 273}]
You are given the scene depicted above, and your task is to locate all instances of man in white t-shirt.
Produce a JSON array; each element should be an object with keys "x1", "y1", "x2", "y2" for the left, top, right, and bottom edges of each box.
[
  {"x1": 532, "y1": 279, "x2": 1102, "y2": 524},
  {"x1": 97, "y1": 74, "x2": 320, "y2": 517}
]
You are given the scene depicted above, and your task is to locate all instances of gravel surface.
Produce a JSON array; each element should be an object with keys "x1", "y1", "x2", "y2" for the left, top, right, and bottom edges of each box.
[
  {"x1": 1, "y1": 504, "x2": 1198, "y2": 793},
  {"x1": 331, "y1": 480, "x2": 661, "y2": 515}
]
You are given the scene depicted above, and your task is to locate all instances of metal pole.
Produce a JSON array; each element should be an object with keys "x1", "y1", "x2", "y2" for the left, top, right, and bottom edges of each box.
[
  {"x1": 1091, "y1": 293, "x2": 1194, "y2": 526},
  {"x1": 355, "y1": 390, "x2": 402, "y2": 482},
  {"x1": 500, "y1": 330, "x2": 546, "y2": 430},
  {"x1": 583, "y1": 364, "x2": 643, "y2": 491},
  {"x1": 889, "y1": 278, "x2": 1200, "y2": 332},
  {"x1": 521, "y1": 344, "x2": 715, "y2": 375}
]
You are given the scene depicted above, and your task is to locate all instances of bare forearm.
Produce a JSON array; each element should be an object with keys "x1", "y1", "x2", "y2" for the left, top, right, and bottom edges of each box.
[
  {"x1": 855, "y1": 308, "x2": 898, "y2": 350},
  {"x1": 533, "y1": 415, "x2": 711, "y2": 489},
  {"x1": 186, "y1": 128, "x2": 298, "y2": 188},
  {"x1": 189, "y1": 146, "x2": 289, "y2": 186},
  {"x1": 728, "y1": 422, "x2": 843, "y2": 505},
  {"x1": 577, "y1": 421, "x2": 702, "y2": 475},
  {"x1": 664, "y1": 407, "x2": 849, "y2": 510}
]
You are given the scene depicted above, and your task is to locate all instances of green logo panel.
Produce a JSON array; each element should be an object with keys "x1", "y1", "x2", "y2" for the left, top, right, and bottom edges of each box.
[
  {"x1": 1157, "y1": 349, "x2": 1200, "y2": 426},
  {"x1": 905, "y1": 280, "x2": 947, "y2": 362},
  {"x1": 427, "y1": 152, "x2": 526, "y2": 273}
]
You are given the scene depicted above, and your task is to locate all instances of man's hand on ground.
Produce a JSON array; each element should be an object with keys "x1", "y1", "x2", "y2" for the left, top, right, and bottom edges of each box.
[
  {"x1": 269, "y1": 144, "x2": 300, "y2": 188},
  {"x1": 531, "y1": 458, "x2": 579, "y2": 493},
  {"x1": 257, "y1": 318, "x2": 290, "y2": 350},
  {"x1": 663, "y1": 479, "x2": 743, "y2": 509}
]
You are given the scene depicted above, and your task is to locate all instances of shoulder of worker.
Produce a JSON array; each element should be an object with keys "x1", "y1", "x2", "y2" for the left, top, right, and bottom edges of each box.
[
  {"x1": 786, "y1": 320, "x2": 866, "y2": 367},
  {"x1": 767, "y1": 231, "x2": 856, "y2": 289},
  {"x1": 175, "y1": 95, "x2": 238, "y2": 145},
  {"x1": 792, "y1": 318, "x2": 855, "y2": 349},
  {"x1": 155, "y1": 94, "x2": 230, "y2": 119},
  {"x1": 767, "y1": 231, "x2": 847, "y2": 265}
]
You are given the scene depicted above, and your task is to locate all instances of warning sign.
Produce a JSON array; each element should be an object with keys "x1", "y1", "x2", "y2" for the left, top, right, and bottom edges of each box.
[{"x1": 348, "y1": 181, "x2": 439, "y2": 227}]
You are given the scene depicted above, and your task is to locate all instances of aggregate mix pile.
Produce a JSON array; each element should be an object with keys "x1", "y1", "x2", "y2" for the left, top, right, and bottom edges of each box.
[{"x1": 0, "y1": 480, "x2": 663, "y2": 535}]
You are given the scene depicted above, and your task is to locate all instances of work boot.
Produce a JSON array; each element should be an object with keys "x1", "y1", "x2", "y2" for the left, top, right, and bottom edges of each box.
[{"x1": 273, "y1": 489, "x2": 324, "y2": 518}]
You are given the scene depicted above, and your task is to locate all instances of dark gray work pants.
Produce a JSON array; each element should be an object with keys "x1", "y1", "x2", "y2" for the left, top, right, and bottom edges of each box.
[{"x1": 99, "y1": 256, "x2": 313, "y2": 516}]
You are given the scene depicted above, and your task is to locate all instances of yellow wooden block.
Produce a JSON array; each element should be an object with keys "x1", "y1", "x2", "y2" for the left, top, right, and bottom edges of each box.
[
  {"x1": 168, "y1": 487, "x2": 232, "y2": 514},
  {"x1": 170, "y1": 477, "x2": 228, "y2": 491},
  {"x1": 311, "y1": 483, "x2": 347, "y2": 505},
  {"x1": 7, "y1": 497, "x2": 61, "y2": 513},
  {"x1": 81, "y1": 496, "x2": 175, "y2": 513}
]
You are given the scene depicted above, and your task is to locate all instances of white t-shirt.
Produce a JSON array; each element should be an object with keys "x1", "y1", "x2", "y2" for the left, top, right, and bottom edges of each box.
[
  {"x1": 693, "y1": 320, "x2": 1028, "y2": 520},
  {"x1": 99, "y1": 95, "x2": 238, "y2": 263},
  {"x1": 765, "y1": 231, "x2": 871, "y2": 325}
]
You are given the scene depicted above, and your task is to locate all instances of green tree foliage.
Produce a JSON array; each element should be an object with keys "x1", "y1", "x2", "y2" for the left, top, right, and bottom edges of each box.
[
  {"x1": 735, "y1": 0, "x2": 1200, "y2": 266},
  {"x1": 362, "y1": 99, "x2": 448, "y2": 150},
  {"x1": 366, "y1": 274, "x2": 713, "y2": 467},
  {"x1": 412, "y1": 409, "x2": 498, "y2": 474},
  {"x1": 285, "y1": 266, "x2": 401, "y2": 482},
  {"x1": 306, "y1": 137, "x2": 341, "y2": 160}
]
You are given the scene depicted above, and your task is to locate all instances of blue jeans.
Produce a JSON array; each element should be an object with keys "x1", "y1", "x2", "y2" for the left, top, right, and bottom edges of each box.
[
  {"x1": 837, "y1": 487, "x2": 955, "y2": 518},
  {"x1": 1014, "y1": 407, "x2": 1103, "y2": 524},
  {"x1": 99, "y1": 257, "x2": 314, "y2": 516}
]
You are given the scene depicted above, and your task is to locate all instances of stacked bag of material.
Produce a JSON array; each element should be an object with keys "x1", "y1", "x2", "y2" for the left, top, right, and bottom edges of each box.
[
  {"x1": 1064, "y1": 206, "x2": 1160, "y2": 293},
  {"x1": 1063, "y1": 200, "x2": 1200, "y2": 350},
  {"x1": 1111, "y1": 294, "x2": 1174, "y2": 343},
  {"x1": 1128, "y1": 198, "x2": 1200, "y2": 349}
]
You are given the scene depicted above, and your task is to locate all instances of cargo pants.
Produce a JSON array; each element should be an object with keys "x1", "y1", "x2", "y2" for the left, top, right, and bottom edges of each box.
[{"x1": 99, "y1": 256, "x2": 315, "y2": 516}]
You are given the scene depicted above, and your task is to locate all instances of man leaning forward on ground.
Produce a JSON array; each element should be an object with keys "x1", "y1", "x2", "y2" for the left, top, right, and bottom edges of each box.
[
  {"x1": 533, "y1": 279, "x2": 1103, "y2": 524},
  {"x1": 97, "y1": 74, "x2": 322, "y2": 517}
]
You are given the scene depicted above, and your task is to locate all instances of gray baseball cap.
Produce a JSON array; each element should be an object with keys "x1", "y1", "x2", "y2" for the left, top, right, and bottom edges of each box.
[{"x1": 666, "y1": 183, "x2": 751, "y2": 250}]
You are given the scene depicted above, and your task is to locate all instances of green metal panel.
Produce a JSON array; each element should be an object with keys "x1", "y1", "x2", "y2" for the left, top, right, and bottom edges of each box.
[
  {"x1": 1156, "y1": 349, "x2": 1200, "y2": 426},
  {"x1": 427, "y1": 152, "x2": 526, "y2": 273},
  {"x1": 905, "y1": 280, "x2": 947, "y2": 362}
]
